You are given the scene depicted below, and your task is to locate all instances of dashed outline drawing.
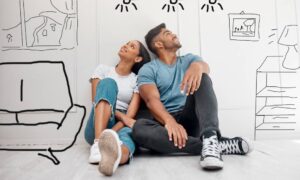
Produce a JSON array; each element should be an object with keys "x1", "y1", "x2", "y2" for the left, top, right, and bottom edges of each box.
[
  {"x1": 1, "y1": 0, "x2": 78, "y2": 51},
  {"x1": 0, "y1": 61, "x2": 86, "y2": 165}
]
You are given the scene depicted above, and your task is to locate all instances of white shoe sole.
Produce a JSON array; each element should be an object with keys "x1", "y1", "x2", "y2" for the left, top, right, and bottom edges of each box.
[
  {"x1": 200, "y1": 157, "x2": 224, "y2": 170},
  {"x1": 89, "y1": 155, "x2": 101, "y2": 164},
  {"x1": 241, "y1": 137, "x2": 254, "y2": 154},
  {"x1": 98, "y1": 130, "x2": 121, "y2": 176}
]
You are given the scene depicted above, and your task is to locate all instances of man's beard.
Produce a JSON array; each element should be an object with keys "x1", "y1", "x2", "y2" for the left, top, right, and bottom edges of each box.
[{"x1": 164, "y1": 42, "x2": 182, "y2": 50}]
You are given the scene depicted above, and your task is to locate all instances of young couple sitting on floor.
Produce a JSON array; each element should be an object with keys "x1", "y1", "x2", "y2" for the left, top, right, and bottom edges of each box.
[{"x1": 84, "y1": 23, "x2": 253, "y2": 176}]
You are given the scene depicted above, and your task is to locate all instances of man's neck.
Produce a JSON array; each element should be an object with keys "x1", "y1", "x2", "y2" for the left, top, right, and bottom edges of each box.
[{"x1": 158, "y1": 50, "x2": 177, "y2": 65}]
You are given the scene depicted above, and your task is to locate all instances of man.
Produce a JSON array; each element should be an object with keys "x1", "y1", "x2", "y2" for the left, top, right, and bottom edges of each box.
[{"x1": 132, "y1": 23, "x2": 252, "y2": 170}]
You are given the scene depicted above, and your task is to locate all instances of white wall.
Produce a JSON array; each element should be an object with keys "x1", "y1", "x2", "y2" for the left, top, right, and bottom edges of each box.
[{"x1": 0, "y1": 0, "x2": 299, "y2": 147}]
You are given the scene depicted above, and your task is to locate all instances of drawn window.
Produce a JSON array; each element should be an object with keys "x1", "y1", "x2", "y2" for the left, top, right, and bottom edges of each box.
[{"x1": 1, "y1": 0, "x2": 78, "y2": 50}]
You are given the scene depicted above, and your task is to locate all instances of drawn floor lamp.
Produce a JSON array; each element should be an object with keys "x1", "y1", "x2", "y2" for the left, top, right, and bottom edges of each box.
[
  {"x1": 0, "y1": 61, "x2": 86, "y2": 165},
  {"x1": 278, "y1": 25, "x2": 299, "y2": 70}
]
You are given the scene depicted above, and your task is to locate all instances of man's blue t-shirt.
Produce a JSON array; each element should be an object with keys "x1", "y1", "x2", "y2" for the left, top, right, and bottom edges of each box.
[{"x1": 137, "y1": 53, "x2": 202, "y2": 113}]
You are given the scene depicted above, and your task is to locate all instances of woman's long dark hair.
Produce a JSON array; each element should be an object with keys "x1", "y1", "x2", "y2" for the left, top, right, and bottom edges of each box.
[{"x1": 131, "y1": 41, "x2": 151, "y2": 75}]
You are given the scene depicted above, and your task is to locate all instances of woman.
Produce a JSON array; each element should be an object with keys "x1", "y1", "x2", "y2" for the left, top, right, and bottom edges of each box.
[{"x1": 84, "y1": 40, "x2": 150, "y2": 176}]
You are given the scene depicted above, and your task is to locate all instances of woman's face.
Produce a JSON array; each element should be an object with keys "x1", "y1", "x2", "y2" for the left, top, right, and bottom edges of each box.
[{"x1": 118, "y1": 40, "x2": 141, "y2": 62}]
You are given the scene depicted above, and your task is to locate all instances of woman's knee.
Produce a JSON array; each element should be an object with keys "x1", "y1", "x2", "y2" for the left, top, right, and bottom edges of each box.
[
  {"x1": 94, "y1": 78, "x2": 119, "y2": 105},
  {"x1": 96, "y1": 78, "x2": 118, "y2": 93}
]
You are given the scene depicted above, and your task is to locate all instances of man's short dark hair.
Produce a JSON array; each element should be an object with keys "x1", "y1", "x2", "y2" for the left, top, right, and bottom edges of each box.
[{"x1": 145, "y1": 23, "x2": 166, "y2": 56}]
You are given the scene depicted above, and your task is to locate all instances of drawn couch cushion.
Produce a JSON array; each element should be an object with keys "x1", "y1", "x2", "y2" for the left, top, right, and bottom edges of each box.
[
  {"x1": 0, "y1": 61, "x2": 86, "y2": 165},
  {"x1": 0, "y1": 61, "x2": 73, "y2": 124}
]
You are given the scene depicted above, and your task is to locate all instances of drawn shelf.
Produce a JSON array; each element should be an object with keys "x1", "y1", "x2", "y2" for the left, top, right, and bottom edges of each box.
[
  {"x1": 256, "y1": 104, "x2": 296, "y2": 116},
  {"x1": 256, "y1": 86, "x2": 297, "y2": 98},
  {"x1": 255, "y1": 56, "x2": 298, "y2": 134}
]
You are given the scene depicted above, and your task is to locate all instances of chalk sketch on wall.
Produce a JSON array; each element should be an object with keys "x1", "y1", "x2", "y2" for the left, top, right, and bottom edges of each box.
[
  {"x1": 162, "y1": 0, "x2": 184, "y2": 13},
  {"x1": 0, "y1": 61, "x2": 86, "y2": 165},
  {"x1": 115, "y1": 0, "x2": 138, "y2": 13},
  {"x1": 1, "y1": 0, "x2": 78, "y2": 51},
  {"x1": 255, "y1": 25, "x2": 299, "y2": 139},
  {"x1": 228, "y1": 11, "x2": 260, "y2": 41},
  {"x1": 200, "y1": 0, "x2": 223, "y2": 13}
]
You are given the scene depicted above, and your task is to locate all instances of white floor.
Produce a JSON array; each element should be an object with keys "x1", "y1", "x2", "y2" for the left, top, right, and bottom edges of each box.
[{"x1": 1, "y1": 140, "x2": 300, "y2": 180}]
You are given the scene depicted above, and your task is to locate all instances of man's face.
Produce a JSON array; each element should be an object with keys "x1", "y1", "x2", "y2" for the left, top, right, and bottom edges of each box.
[{"x1": 156, "y1": 28, "x2": 182, "y2": 50}]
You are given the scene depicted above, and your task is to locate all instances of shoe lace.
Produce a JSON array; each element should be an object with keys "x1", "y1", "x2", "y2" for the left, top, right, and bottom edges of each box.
[
  {"x1": 219, "y1": 138, "x2": 241, "y2": 154},
  {"x1": 202, "y1": 135, "x2": 221, "y2": 158}
]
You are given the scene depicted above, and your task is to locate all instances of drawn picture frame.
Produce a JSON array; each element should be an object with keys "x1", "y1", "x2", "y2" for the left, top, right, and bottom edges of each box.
[{"x1": 228, "y1": 12, "x2": 260, "y2": 41}]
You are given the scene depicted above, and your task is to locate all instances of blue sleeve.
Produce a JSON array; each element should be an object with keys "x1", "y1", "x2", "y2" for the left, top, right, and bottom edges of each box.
[
  {"x1": 181, "y1": 53, "x2": 203, "y2": 71},
  {"x1": 137, "y1": 64, "x2": 156, "y2": 87},
  {"x1": 184, "y1": 53, "x2": 202, "y2": 65}
]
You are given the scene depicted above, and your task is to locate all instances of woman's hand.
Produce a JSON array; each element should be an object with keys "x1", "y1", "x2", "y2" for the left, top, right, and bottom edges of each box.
[{"x1": 121, "y1": 115, "x2": 136, "y2": 128}]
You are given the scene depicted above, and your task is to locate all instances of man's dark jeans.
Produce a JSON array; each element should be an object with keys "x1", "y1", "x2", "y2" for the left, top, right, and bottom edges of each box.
[{"x1": 132, "y1": 73, "x2": 221, "y2": 155}]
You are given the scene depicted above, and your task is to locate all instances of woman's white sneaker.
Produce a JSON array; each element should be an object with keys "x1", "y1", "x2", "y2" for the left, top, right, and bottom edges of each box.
[
  {"x1": 98, "y1": 129, "x2": 122, "y2": 176},
  {"x1": 89, "y1": 140, "x2": 101, "y2": 164}
]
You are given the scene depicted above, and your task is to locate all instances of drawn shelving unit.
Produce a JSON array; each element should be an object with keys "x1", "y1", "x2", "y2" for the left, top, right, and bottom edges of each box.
[{"x1": 255, "y1": 56, "x2": 298, "y2": 139}]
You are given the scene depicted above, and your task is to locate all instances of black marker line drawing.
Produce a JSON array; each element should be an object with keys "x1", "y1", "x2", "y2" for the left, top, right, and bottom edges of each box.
[
  {"x1": 1, "y1": 0, "x2": 78, "y2": 51},
  {"x1": 0, "y1": 61, "x2": 86, "y2": 165},
  {"x1": 255, "y1": 56, "x2": 298, "y2": 139},
  {"x1": 162, "y1": 0, "x2": 184, "y2": 13},
  {"x1": 20, "y1": 79, "x2": 24, "y2": 102},
  {"x1": 278, "y1": 25, "x2": 299, "y2": 70},
  {"x1": 200, "y1": 0, "x2": 223, "y2": 13},
  {"x1": 228, "y1": 11, "x2": 260, "y2": 41},
  {"x1": 115, "y1": 0, "x2": 138, "y2": 13},
  {"x1": 7, "y1": 34, "x2": 13, "y2": 43}
]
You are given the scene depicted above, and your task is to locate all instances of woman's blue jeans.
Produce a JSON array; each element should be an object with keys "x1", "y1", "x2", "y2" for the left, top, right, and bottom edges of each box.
[{"x1": 84, "y1": 78, "x2": 135, "y2": 160}]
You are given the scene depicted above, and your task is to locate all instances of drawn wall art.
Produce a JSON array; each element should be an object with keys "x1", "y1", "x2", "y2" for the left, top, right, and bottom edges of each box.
[
  {"x1": 0, "y1": 61, "x2": 86, "y2": 165},
  {"x1": 162, "y1": 0, "x2": 184, "y2": 13},
  {"x1": 228, "y1": 11, "x2": 260, "y2": 41},
  {"x1": 200, "y1": 0, "x2": 223, "y2": 13},
  {"x1": 115, "y1": 0, "x2": 138, "y2": 13},
  {"x1": 1, "y1": 0, "x2": 78, "y2": 51}
]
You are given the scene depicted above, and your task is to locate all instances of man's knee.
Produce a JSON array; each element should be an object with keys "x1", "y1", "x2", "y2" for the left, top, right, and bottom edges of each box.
[
  {"x1": 200, "y1": 73, "x2": 212, "y2": 87},
  {"x1": 132, "y1": 119, "x2": 154, "y2": 145}
]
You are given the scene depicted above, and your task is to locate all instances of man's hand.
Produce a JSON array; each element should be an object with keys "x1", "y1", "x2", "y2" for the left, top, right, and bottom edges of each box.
[
  {"x1": 180, "y1": 61, "x2": 209, "y2": 96},
  {"x1": 164, "y1": 119, "x2": 188, "y2": 149}
]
